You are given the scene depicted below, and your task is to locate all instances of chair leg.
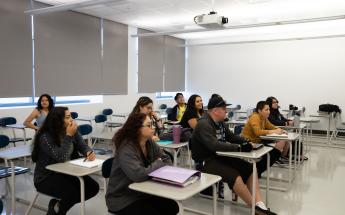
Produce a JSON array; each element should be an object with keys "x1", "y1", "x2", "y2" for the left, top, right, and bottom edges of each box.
[
  {"x1": 25, "y1": 192, "x2": 39, "y2": 215},
  {"x1": 103, "y1": 178, "x2": 107, "y2": 194}
]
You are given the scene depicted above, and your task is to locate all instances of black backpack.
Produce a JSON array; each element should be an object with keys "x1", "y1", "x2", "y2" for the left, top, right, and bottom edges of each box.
[{"x1": 319, "y1": 104, "x2": 341, "y2": 114}]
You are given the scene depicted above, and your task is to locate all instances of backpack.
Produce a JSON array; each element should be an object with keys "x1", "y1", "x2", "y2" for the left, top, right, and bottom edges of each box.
[{"x1": 319, "y1": 104, "x2": 341, "y2": 114}]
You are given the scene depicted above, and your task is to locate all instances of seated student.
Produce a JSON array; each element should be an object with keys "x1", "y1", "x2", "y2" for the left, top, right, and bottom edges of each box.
[
  {"x1": 180, "y1": 94, "x2": 203, "y2": 130},
  {"x1": 24, "y1": 94, "x2": 54, "y2": 130},
  {"x1": 192, "y1": 96, "x2": 277, "y2": 215},
  {"x1": 266, "y1": 97, "x2": 307, "y2": 161},
  {"x1": 130, "y1": 96, "x2": 163, "y2": 139},
  {"x1": 242, "y1": 101, "x2": 290, "y2": 159},
  {"x1": 266, "y1": 97, "x2": 293, "y2": 126},
  {"x1": 32, "y1": 107, "x2": 99, "y2": 215},
  {"x1": 167, "y1": 93, "x2": 187, "y2": 122},
  {"x1": 106, "y1": 113, "x2": 178, "y2": 215}
]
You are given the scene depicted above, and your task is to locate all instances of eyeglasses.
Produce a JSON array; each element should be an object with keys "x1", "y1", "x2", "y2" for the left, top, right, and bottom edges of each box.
[{"x1": 142, "y1": 124, "x2": 152, "y2": 128}]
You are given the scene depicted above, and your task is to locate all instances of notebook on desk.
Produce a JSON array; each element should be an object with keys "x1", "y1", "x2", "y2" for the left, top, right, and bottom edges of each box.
[
  {"x1": 69, "y1": 158, "x2": 104, "y2": 168},
  {"x1": 266, "y1": 133, "x2": 288, "y2": 138},
  {"x1": 149, "y1": 166, "x2": 201, "y2": 187},
  {"x1": 252, "y1": 143, "x2": 264, "y2": 150}
]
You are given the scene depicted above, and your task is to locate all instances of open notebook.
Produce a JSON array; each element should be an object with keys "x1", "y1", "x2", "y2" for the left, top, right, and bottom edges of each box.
[
  {"x1": 149, "y1": 166, "x2": 201, "y2": 187},
  {"x1": 266, "y1": 133, "x2": 288, "y2": 138},
  {"x1": 69, "y1": 158, "x2": 104, "y2": 168}
]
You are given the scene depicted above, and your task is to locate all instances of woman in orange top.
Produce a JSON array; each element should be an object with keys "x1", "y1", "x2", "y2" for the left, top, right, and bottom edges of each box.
[{"x1": 242, "y1": 101, "x2": 290, "y2": 157}]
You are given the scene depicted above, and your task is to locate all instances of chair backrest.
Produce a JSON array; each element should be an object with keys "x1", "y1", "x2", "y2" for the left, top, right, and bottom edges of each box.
[
  {"x1": 102, "y1": 157, "x2": 114, "y2": 178},
  {"x1": 71, "y1": 112, "x2": 79, "y2": 119},
  {"x1": 0, "y1": 135, "x2": 10, "y2": 149},
  {"x1": 0, "y1": 117, "x2": 17, "y2": 127},
  {"x1": 234, "y1": 125, "x2": 243, "y2": 135},
  {"x1": 95, "y1": 114, "x2": 107, "y2": 123},
  {"x1": 77, "y1": 124, "x2": 93, "y2": 136},
  {"x1": 159, "y1": 104, "x2": 167, "y2": 110},
  {"x1": 102, "y1": 109, "x2": 113, "y2": 116},
  {"x1": 166, "y1": 107, "x2": 173, "y2": 115}
]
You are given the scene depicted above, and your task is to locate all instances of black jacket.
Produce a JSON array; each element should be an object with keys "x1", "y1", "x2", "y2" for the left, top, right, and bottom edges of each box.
[
  {"x1": 191, "y1": 112, "x2": 245, "y2": 161},
  {"x1": 167, "y1": 104, "x2": 186, "y2": 121},
  {"x1": 268, "y1": 109, "x2": 289, "y2": 126}
]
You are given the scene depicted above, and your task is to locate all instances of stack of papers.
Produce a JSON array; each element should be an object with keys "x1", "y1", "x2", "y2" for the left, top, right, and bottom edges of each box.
[
  {"x1": 69, "y1": 158, "x2": 104, "y2": 168},
  {"x1": 266, "y1": 133, "x2": 288, "y2": 138}
]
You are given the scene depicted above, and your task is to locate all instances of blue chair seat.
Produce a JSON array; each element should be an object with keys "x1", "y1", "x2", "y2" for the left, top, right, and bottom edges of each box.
[{"x1": 0, "y1": 166, "x2": 30, "y2": 179}]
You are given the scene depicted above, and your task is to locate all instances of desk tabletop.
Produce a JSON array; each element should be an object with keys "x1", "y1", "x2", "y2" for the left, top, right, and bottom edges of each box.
[
  {"x1": 158, "y1": 141, "x2": 188, "y2": 149},
  {"x1": 217, "y1": 146, "x2": 272, "y2": 159},
  {"x1": 226, "y1": 120, "x2": 247, "y2": 125},
  {"x1": 0, "y1": 145, "x2": 31, "y2": 160},
  {"x1": 46, "y1": 156, "x2": 109, "y2": 177},
  {"x1": 6, "y1": 124, "x2": 26, "y2": 129},
  {"x1": 260, "y1": 132, "x2": 300, "y2": 141},
  {"x1": 76, "y1": 116, "x2": 95, "y2": 121},
  {"x1": 129, "y1": 173, "x2": 221, "y2": 201},
  {"x1": 278, "y1": 123, "x2": 307, "y2": 130},
  {"x1": 300, "y1": 117, "x2": 321, "y2": 122},
  {"x1": 90, "y1": 131, "x2": 115, "y2": 140}
]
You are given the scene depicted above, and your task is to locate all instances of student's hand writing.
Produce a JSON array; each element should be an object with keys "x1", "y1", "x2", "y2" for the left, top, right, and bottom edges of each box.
[{"x1": 86, "y1": 151, "x2": 96, "y2": 161}]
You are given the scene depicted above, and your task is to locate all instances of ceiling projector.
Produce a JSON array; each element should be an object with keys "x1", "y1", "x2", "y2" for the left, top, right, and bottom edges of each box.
[{"x1": 194, "y1": 11, "x2": 228, "y2": 29}]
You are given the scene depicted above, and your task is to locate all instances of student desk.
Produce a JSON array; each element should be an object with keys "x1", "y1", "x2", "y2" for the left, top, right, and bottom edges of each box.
[
  {"x1": 260, "y1": 133, "x2": 301, "y2": 189},
  {"x1": 225, "y1": 119, "x2": 247, "y2": 127},
  {"x1": 46, "y1": 156, "x2": 108, "y2": 215},
  {"x1": 278, "y1": 123, "x2": 307, "y2": 166},
  {"x1": 158, "y1": 142, "x2": 191, "y2": 168},
  {"x1": 300, "y1": 117, "x2": 320, "y2": 145},
  {"x1": 0, "y1": 144, "x2": 31, "y2": 215},
  {"x1": 76, "y1": 116, "x2": 94, "y2": 125},
  {"x1": 309, "y1": 113, "x2": 333, "y2": 145},
  {"x1": 217, "y1": 146, "x2": 272, "y2": 215},
  {"x1": 6, "y1": 124, "x2": 30, "y2": 145},
  {"x1": 129, "y1": 173, "x2": 221, "y2": 215}
]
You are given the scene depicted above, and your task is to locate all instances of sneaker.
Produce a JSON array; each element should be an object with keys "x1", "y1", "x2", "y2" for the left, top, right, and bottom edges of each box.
[
  {"x1": 255, "y1": 206, "x2": 278, "y2": 215},
  {"x1": 47, "y1": 198, "x2": 59, "y2": 215}
]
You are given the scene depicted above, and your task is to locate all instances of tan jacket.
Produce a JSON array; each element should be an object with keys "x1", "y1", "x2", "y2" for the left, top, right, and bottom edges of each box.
[{"x1": 242, "y1": 112, "x2": 277, "y2": 143}]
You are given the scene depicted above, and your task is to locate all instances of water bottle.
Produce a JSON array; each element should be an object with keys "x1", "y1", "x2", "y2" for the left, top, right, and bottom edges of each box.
[{"x1": 172, "y1": 125, "x2": 181, "y2": 144}]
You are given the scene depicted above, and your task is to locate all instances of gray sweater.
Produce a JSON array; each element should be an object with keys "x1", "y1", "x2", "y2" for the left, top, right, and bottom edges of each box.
[
  {"x1": 191, "y1": 112, "x2": 245, "y2": 161},
  {"x1": 34, "y1": 132, "x2": 91, "y2": 184},
  {"x1": 106, "y1": 139, "x2": 172, "y2": 212}
]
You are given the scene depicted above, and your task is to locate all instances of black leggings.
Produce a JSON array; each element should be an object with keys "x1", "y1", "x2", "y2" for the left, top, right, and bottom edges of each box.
[
  {"x1": 115, "y1": 195, "x2": 179, "y2": 215},
  {"x1": 256, "y1": 147, "x2": 282, "y2": 177},
  {"x1": 35, "y1": 173, "x2": 99, "y2": 215}
]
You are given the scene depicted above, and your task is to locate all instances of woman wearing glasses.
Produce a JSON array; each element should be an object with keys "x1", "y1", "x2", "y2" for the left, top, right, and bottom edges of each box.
[{"x1": 106, "y1": 113, "x2": 178, "y2": 215}]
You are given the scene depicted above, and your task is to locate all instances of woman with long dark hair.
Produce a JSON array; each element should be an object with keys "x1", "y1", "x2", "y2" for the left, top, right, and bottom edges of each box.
[
  {"x1": 24, "y1": 94, "x2": 55, "y2": 130},
  {"x1": 130, "y1": 96, "x2": 163, "y2": 138},
  {"x1": 106, "y1": 113, "x2": 178, "y2": 215},
  {"x1": 32, "y1": 107, "x2": 99, "y2": 215},
  {"x1": 180, "y1": 94, "x2": 203, "y2": 130},
  {"x1": 266, "y1": 96, "x2": 293, "y2": 126}
]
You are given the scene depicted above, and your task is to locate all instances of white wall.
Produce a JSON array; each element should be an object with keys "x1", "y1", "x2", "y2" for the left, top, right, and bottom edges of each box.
[
  {"x1": 0, "y1": 26, "x2": 176, "y2": 139},
  {"x1": 187, "y1": 37, "x2": 345, "y2": 130}
]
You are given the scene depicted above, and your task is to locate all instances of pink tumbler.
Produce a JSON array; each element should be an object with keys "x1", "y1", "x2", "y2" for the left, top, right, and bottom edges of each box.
[{"x1": 172, "y1": 125, "x2": 181, "y2": 144}]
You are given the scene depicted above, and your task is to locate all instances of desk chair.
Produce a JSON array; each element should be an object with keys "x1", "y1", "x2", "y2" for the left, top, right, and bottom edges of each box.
[
  {"x1": 101, "y1": 157, "x2": 114, "y2": 194},
  {"x1": 0, "y1": 117, "x2": 32, "y2": 146},
  {"x1": 71, "y1": 112, "x2": 79, "y2": 119},
  {"x1": 77, "y1": 124, "x2": 92, "y2": 146},
  {"x1": 0, "y1": 135, "x2": 30, "y2": 203},
  {"x1": 102, "y1": 109, "x2": 123, "y2": 128}
]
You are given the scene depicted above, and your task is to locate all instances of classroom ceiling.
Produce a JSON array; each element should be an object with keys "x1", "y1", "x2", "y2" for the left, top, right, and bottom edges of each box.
[{"x1": 34, "y1": 0, "x2": 345, "y2": 40}]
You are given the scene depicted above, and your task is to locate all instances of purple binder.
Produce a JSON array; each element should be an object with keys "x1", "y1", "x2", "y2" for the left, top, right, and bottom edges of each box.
[{"x1": 148, "y1": 166, "x2": 201, "y2": 187}]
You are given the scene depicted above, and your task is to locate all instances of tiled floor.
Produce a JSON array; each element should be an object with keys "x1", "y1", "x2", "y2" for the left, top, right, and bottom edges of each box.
[{"x1": 1, "y1": 138, "x2": 345, "y2": 215}]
